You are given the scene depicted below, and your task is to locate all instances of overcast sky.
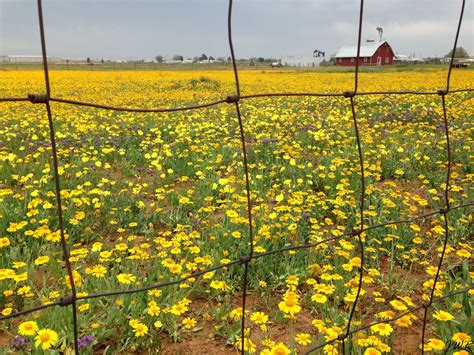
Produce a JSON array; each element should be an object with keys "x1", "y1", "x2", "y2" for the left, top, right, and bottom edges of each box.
[{"x1": 0, "y1": 0, "x2": 472, "y2": 60}]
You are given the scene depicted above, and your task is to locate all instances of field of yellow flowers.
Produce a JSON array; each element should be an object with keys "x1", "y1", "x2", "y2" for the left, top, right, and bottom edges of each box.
[{"x1": 0, "y1": 68, "x2": 473, "y2": 354}]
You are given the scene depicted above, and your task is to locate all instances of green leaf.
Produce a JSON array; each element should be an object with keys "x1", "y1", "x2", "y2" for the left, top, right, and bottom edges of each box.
[{"x1": 462, "y1": 291, "x2": 471, "y2": 318}]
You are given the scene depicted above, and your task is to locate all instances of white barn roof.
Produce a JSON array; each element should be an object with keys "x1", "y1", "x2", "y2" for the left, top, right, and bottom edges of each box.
[{"x1": 335, "y1": 41, "x2": 388, "y2": 58}]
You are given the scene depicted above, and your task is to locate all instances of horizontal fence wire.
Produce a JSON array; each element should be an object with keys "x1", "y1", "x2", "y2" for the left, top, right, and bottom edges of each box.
[{"x1": 0, "y1": 0, "x2": 472, "y2": 353}]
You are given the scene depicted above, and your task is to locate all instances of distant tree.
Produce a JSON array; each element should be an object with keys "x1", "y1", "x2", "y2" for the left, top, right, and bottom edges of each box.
[
  {"x1": 227, "y1": 56, "x2": 232, "y2": 62},
  {"x1": 258, "y1": 57, "x2": 265, "y2": 63},
  {"x1": 445, "y1": 47, "x2": 469, "y2": 58},
  {"x1": 209, "y1": 56, "x2": 215, "y2": 61},
  {"x1": 192, "y1": 56, "x2": 199, "y2": 62},
  {"x1": 199, "y1": 54, "x2": 208, "y2": 61},
  {"x1": 216, "y1": 57, "x2": 225, "y2": 62},
  {"x1": 155, "y1": 55, "x2": 164, "y2": 63},
  {"x1": 173, "y1": 55, "x2": 184, "y2": 61},
  {"x1": 86, "y1": 57, "x2": 91, "y2": 63}
]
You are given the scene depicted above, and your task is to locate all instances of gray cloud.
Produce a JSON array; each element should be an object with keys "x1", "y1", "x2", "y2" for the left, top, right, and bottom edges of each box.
[{"x1": 0, "y1": 0, "x2": 472, "y2": 60}]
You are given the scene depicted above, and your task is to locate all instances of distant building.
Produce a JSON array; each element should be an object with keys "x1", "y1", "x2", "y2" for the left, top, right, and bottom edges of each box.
[
  {"x1": 280, "y1": 55, "x2": 324, "y2": 67},
  {"x1": 335, "y1": 40, "x2": 395, "y2": 66},
  {"x1": 0, "y1": 55, "x2": 65, "y2": 63},
  {"x1": 393, "y1": 54, "x2": 425, "y2": 64},
  {"x1": 63, "y1": 57, "x2": 88, "y2": 64},
  {"x1": 1, "y1": 55, "x2": 44, "y2": 63}
]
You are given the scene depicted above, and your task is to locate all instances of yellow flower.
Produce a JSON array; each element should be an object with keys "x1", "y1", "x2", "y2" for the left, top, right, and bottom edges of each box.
[
  {"x1": 452, "y1": 332, "x2": 471, "y2": 343},
  {"x1": 456, "y1": 249, "x2": 471, "y2": 258},
  {"x1": 2, "y1": 308, "x2": 12, "y2": 316},
  {"x1": 148, "y1": 289, "x2": 162, "y2": 297},
  {"x1": 0, "y1": 237, "x2": 11, "y2": 248},
  {"x1": 169, "y1": 303, "x2": 188, "y2": 315},
  {"x1": 295, "y1": 333, "x2": 312, "y2": 345},
  {"x1": 325, "y1": 327, "x2": 343, "y2": 341},
  {"x1": 178, "y1": 196, "x2": 191, "y2": 204},
  {"x1": 169, "y1": 263, "x2": 182, "y2": 274},
  {"x1": 323, "y1": 344, "x2": 338, "y2": 354},
  {"x1": 286, "y1": 275, "x2": 299, "y2": 285},
  {"x1": 364, "y1": 348, "x2": 381, "y2": 355},
  {"x1": 182, "y1": 317, "x2": 196, "y2": 329},
  {"x1": 311, "y1": 293, "x2": 328, "y2": 304},
  {"x1": 148, "y1": 304, "x2": 161, "y2": 316},
  {"x1": 131, "y1": 321, "x2": 148, "y2": 337},
  {"x1": 270, "y1": 342, "x2": 291, "y2": 355},
  {"x1": 370, "y1": 323, "x2": 393, "y2": 336},
  {"x1": 390, "y1": 299, "x2": 407, "y2": 311},
  {"x1": 18, "y1": 321, "x2": 39, "y2": 336},
  {"x1": 117, "y1": 273, "x2": 136, "y2": 284},
  {"x1": 78, "y1": 303, "x2": 90, "y2": 312},
  {"x1": 65, "y1": 270, "x2": 82, "y2": 289},
  {"x1": 235, "y1": 337, "x2": 256, "y2": 353},
  {"x1": 453, "y1": 351, "x2": 470, "y2": 355},
  {"x1": 12, "y1": 261, "x2": 26, "y2": 269},
  {"x1": 433, "y1": 310, "x2": 454, "y2": 321},
  {"x1": 226, "y1": 210, "x2": 238, "y2": 218},
  {"x1": 426, "y1": 338, "x2": 445, "y2": 351},
  {"x1": 91, "y1": 242, "x2": 103, "y2": 252},
  {"x1": 229, "y1": 307, "x2": 247, "y2": 320},
  {"x1": 89, "y1": 265, "x2": 107, "y2": 278},
  {"x1": 210, "y1": 280, "x2": 230, "y2": 291},
  {"x1": 35, "y1": 329, "x2": 58, "y2": 350},
  {"x1": 250, "y1": 311, "x2": 268, "y2": 324},
  {"x1": 34, "y1": 255, "x2": 50, "y2": 266},
  {"x1": 278, "y1": 294, "x2": 301, "y2": 315},
  {"x1": 394, "y1": 314, "x2": 415, "y2": 327}
]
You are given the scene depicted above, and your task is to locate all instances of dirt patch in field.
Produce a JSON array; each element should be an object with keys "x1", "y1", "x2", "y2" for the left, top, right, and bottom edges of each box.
[
  {"x1": 160, "y1": 330, "x2": 233, "y2": 355},
  {"x1": 0, "y1": 331, "x2": 11, "y2": 350}
]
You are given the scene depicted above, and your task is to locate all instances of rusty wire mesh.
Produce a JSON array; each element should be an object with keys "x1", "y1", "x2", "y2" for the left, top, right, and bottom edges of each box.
[{"x1": 1, "y1": 0, "x2": 473, "y2": 353}]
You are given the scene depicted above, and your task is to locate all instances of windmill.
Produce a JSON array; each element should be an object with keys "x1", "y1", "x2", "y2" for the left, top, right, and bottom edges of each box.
[
  {"x1": 376, "y1": 27, "x2": 383, "y2": 42},
  {"x1": 313, "y1": 49, "x2": 325, "y2": 58}
]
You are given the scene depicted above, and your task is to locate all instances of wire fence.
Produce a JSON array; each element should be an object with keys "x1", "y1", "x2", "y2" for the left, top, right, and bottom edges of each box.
[{"x1": 0, "y1": 0, "x2": 473, "y2": 353}]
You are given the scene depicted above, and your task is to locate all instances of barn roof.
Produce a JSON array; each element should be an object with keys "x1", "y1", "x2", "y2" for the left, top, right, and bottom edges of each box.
[{"x1": 335, "y1": 41, "x2": 390, "y2": 58}]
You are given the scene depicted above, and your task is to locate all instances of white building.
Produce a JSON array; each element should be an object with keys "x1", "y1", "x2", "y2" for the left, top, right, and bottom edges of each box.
[
  {"x1": 1, "y1": 55, "x2": 44, "y2": 63},
  {"x1": 393, "y1": 54, "x2": 425, "y2": 64},
  {"x1": 63, "y1": 57, "x2": 88, "y2": 64},
  {"x1": 0, "y1": 55, "x2": 65, "y2": 63},
  {"x1": 280, "y1": 55, "x2": 324, "y2": 67}
]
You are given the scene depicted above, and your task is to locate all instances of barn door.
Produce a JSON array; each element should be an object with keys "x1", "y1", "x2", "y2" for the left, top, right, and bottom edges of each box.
[{"x1": 377, "y1": 57, "x2": 382, "y2": 66}]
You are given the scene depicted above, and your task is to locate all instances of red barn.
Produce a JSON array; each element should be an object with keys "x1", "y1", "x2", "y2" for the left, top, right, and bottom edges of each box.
[{"x1": 335, "y1": 41, "x2": 394, "y2": 66}]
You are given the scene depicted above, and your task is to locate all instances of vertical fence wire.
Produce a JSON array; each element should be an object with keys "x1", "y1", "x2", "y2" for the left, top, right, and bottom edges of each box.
[
  {"x1": 340, "y1": 0, "x2": 366, "y2": 352},
  {"x1": 35, "y1": 0, "x2": 79, "y2": 351},
  {"x1": 420, "y1": 0, "x2": 465, "y2": 352},
  {"x1": 0, "y1": 0, "x2": 472, "y2": 354},
  {"x1": 226, "y1": 1, "x2": 256, "y2": 353}
]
